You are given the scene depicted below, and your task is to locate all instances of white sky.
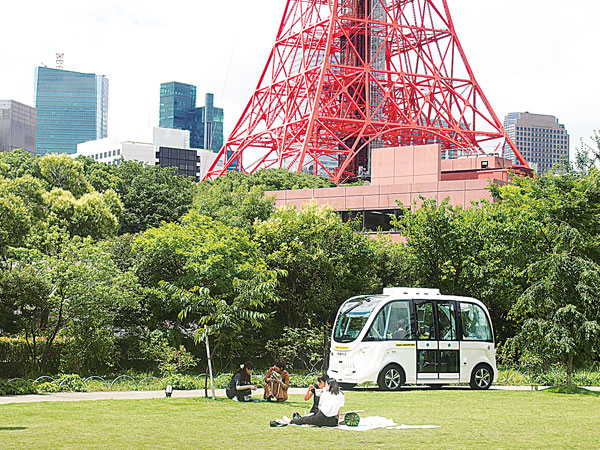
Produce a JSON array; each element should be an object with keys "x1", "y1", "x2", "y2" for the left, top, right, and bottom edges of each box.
[{"x1": 1, "y1": 0, "x2": 598, "y2": 153}]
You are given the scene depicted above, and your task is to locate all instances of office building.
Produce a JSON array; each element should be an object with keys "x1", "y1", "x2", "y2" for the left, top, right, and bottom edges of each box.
[
  {"x1": 0, "y1": 100, "x2": 36, "y2": 155},
  {"x1": 503, "y1": 112, "x2": 569, "y2": 173},
  {"x1": 34, "y1": 66, "x2": 109, "y2": 155},
  {"x1": 159, "y1": 82, "x2": 196, "y2": 131},
  {"x1": 75, "y1": 127, "x2": 217, "y2": 181},
  {"x1": 159, "y1": 82, "x2": 223, "y2": 151}
]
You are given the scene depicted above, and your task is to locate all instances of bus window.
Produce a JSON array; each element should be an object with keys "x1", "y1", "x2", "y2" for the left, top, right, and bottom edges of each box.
[
  {"x1": 460, "y1": 302, "x2": 492, "y2": 341},
  {"x1": 415, "y1": 301, "x2": 436, "y2": 340},
  {"x1": 333, "y1": 297, "x2": 383, "y2": 343},
  {"x1": 437, "y1": 302, "x2": 457, "y2": 341},
  {"x1": 365, "y1": 301, "x2": 412, "y2": 341}
]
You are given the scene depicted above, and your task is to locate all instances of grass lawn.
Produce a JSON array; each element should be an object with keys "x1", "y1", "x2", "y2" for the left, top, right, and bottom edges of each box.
[{"x1": 1, "y1": 389, "x2": 598, "y2": 449}]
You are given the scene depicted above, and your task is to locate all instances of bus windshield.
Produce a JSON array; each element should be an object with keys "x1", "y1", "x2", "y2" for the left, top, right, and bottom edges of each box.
[{"x1": 333, "y1": 296, "x2": 384, "y2": 343}]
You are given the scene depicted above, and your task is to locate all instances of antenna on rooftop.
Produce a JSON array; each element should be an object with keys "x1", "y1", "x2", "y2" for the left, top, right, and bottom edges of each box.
[{"x1": 56, "y1": 53, "x2": 64, "y2": 69}]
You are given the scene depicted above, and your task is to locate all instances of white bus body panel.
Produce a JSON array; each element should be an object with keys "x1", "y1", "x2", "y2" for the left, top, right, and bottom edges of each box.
[{"x1": 328, "y1": 290, "x2": 498, "y2": 387}]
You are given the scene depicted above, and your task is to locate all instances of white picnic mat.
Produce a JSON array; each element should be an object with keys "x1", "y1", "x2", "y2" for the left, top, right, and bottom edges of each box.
[{"x1": 337, "y1": 416, "x2": 440, "y2": 432}]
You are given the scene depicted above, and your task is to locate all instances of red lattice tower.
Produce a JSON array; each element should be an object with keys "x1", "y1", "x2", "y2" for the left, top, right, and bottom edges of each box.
[{"x1": 205, "y1": 0, "x2": 528, "y2": 184}]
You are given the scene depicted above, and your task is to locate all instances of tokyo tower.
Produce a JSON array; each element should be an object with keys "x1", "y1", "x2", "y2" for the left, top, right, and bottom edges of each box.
[{"x1": 204, "y1": 0, "x2": 529, "y2": 184}]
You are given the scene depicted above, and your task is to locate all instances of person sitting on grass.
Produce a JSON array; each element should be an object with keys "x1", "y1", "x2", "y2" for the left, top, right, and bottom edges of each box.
[
  {"x1": 304, "y1": 374, "x2": 329, "y2": 415},
  {"x1": 226, "y1": 361, "x2": 257, "y2": 402},
  {"x1": 271, "y1": 378, "x2": 344, "y2": 427},
  {"x1": 263, "y1": 359, "x2": 290, "y2": 402}
]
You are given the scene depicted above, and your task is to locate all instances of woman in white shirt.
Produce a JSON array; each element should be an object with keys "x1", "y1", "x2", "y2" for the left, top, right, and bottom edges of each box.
[{"x1": 289, "y1": 379, "x2": 345, "y2": 427}]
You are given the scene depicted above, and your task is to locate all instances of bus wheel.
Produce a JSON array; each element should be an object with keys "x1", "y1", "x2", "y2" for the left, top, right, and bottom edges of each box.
[
  {"x1": 377, "y1": 364, "x2": 405, "y2": 391},
  {"x1": 470, "y1": 364, "x2": 493, "y2": 390}
]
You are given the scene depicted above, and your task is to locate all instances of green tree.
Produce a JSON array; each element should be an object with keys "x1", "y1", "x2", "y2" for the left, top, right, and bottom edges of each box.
[
  {"x1": 37, "y1": 154, "x2": 92, "y2": 198},
  {"x1": 0, "y1": 149, "x2": 37, "y2": 179},
  {"x1": 508, "y1": 226, "x2": 600, "y2": 385},
  {"x1": 115, "y1": 161, "x2": 196, "y2": 234},
  {"x1": 44, "y1": 188, "x2": 123, "y2": 239},
  {"x1": 0, "y1": 240, "x2": 142, "y2": 373},
  {"x1": 193, "y1": 169, "x2": 334, "y2": 232},
  {"x1": 135, "y1": 211, "x2": 282, "y2": 366},
  {"x1": 254, "y1": 202, "x2": 379, "y2": 328}
]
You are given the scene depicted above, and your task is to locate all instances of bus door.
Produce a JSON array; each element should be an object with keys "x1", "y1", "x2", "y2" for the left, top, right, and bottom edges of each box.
[
  {"x1": 415, "y1": 300, "x2": 459, "y2": 381},
  {"x1": 436, "y1": 301, "x2": 460, "y2": 381}
]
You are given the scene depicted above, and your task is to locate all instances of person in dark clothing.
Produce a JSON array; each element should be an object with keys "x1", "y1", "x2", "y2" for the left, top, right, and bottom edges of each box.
[
  {"x1": 226, "y1": 361, "x2": 257, "y2": 402},
  {"x1": 288, "y1": 379, "x2": 344, "y2": 427},
  {"x1": 304, "y1": 374, "x2": 329, "y2": 415}
]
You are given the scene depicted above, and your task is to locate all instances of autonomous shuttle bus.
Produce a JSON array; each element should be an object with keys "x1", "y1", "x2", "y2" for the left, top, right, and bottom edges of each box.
[{"x1": 328, "y1": 288, "x2": 497, "y2": 390}]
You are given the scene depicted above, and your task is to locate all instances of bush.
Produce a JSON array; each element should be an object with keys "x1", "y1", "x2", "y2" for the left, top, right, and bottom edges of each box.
[
  {"x1": 265, "y1": 327, "x2": 326, "y2": 372},
  {"x1": 36, "y1": 374, "x2": 88, "y2": 393},
  {"x1": 0, "y1": 336, "x2": 67, "y2": 377},
  {"x1": 0, "y1": 379, "x2": 38, "y2": 395},
  {"x1": 161, "y1": 374, "x2": 201, "y2": 390},
  {"x1": 143, "y1": 331, "x2": 198, "y2": 377}
]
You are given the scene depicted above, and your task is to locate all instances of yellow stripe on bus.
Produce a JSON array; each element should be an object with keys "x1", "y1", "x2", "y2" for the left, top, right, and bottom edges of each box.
[
  {"x1": 334, "y1": 346, "x2": 350, "y2": 350},
  {"x1": 396, "y1": 343, "x2": 416, "y2": 347}
]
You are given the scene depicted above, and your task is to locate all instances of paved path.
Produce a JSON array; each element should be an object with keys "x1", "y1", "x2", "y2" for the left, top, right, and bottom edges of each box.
[{"x1": 1, "y1": 385, "x2": 598, "y2": 405}]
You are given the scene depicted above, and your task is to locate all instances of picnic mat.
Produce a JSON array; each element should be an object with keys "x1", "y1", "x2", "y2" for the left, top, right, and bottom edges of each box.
[{"x1": 337, "y1": 416, "x2": 440, "y2": 432}]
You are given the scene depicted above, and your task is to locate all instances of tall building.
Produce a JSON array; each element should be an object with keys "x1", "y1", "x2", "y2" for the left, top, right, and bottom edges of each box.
[
  {"x1": 504, "y1": 112, "x2": 569, "y2": 173},
  {"x1": 159, "y1": 82, "x2": 223, "y2": 151},
  {"x1": 159, "y1": 82, "x2": 196, "y2": 130},
  {"x1": 34, "y1": 66, "x2": 109, "y2": 155},
  {"x1": 0, "y1": 100, "x2": 36, "y2": 155},
  {"x1": 75, "y1": 127, "x2": 217, "y2": 181}
]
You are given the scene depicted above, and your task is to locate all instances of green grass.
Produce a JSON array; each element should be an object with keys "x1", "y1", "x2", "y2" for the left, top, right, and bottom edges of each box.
[
  {"x1": 1, "y1": 390, "x2": 599, "y2": 449},
  {"x1": 543, "y1": 385, "x2": 600, "y2": 396}
]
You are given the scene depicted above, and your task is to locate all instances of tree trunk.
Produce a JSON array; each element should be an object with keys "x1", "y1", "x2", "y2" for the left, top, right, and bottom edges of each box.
[{"x1": 566, "y1": 353, "x2": 573, "y2": 386}]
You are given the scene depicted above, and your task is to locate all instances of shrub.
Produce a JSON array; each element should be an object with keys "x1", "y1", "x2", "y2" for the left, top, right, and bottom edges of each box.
[
  {"x1": 36, "y1": 374, "x2": 88, "y2": 393},
  {"x1": 161, "y1": 374, "x2": 201, "y2": 390},
  {"x1": 265, "y1": 327, "x2": 326, "y2": 372},
  {"x1": 143, "y1": 331, "x2": 197, "y2": 377},
  {"x1": 0, "y1": 379, "x2": 38, "y2": 395}
]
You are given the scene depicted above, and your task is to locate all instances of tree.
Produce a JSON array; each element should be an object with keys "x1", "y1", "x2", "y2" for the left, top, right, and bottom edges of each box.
[
  {"x1": 391, "y1": 195, "x2": 541, "y2": 342},
  {"x1": 114, "y1": 161, "x2": 196, "y2": 234},
  {"x1": 0, "y1": 239, "x2": 142, "y2": 373},
  {"x1": 0, "y1": 149, "x2": 37, "y2": 179},
  {"x1": 254, "y1": 202, "x2": 380, "y2": 328},
  {"x1": 134, "y1": 211, "x2": 283, "y2": 366},
  {"x1": 508, "y1": 226, "x2": 600, "y2": 385},
  {"x1": 37, "y1": 154, "x2": 92, "y2": 198},
  {"x1": 44, "y1": 188, "x2": 123, "y2": 239},
  {"x1": 193, "y1": 169, "x2": 335, "y2": 232}
]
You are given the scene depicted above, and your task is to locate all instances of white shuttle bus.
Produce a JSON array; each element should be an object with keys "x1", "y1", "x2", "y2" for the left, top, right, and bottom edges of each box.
[{"x1": 328, "y1": 287, "x2": 497, "y2": 390}]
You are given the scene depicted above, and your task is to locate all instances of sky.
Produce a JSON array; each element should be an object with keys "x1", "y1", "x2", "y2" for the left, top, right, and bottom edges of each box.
[{"x1": 1, "y1": 0, "x2": 598, "y2": 154}]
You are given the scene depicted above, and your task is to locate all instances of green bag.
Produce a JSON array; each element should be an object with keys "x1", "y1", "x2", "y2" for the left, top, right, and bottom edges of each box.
[{"x1": 344, "y1": 412, "x2": 360, "y2": 427}]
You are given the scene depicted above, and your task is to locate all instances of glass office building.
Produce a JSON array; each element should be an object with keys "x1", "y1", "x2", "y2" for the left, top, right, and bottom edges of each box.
[
  {"x1": 159, "y1": 82, "x2": 223, "y2": 151},
  {"x1": 504, "y1": 112, "x2": 569, "y2": 174},
  {"x1": 34, "y1": 67, "x2": 109, "y2": 155},
  {"x1": 159, "y1": 82, "x2": 197, "y2": 131},
  {"x1": 0, "y1": 100, "x2": 37, "y2": 155}
]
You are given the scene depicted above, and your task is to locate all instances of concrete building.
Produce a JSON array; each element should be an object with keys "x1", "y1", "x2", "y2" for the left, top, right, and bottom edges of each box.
[
  {"x1": 0, "y1": 100, "x2": 36, "y2": 155},
  {"x1": 75, "y1": 127, "x2": 217, "y2": 181},
  {"x1": 34, "y1": 66, "x2": 109, "y2": 155},
  {"x1": 503, "y1": 112, "x2": 569, "y2": 174},
  {"x1": 159, "y1": 82, "x2": 223, "y2": 151},
  {"x1": 267, "y1": 144, "x2": 532, "y2": 238}
]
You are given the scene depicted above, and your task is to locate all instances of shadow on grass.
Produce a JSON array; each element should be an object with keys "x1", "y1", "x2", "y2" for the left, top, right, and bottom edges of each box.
[
  {"x1": 0, "y1": 427, "x2": 28, "y2": 431},
  {"x1": 188, "y1": 397, "x2": 307, "y2": 407}
]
